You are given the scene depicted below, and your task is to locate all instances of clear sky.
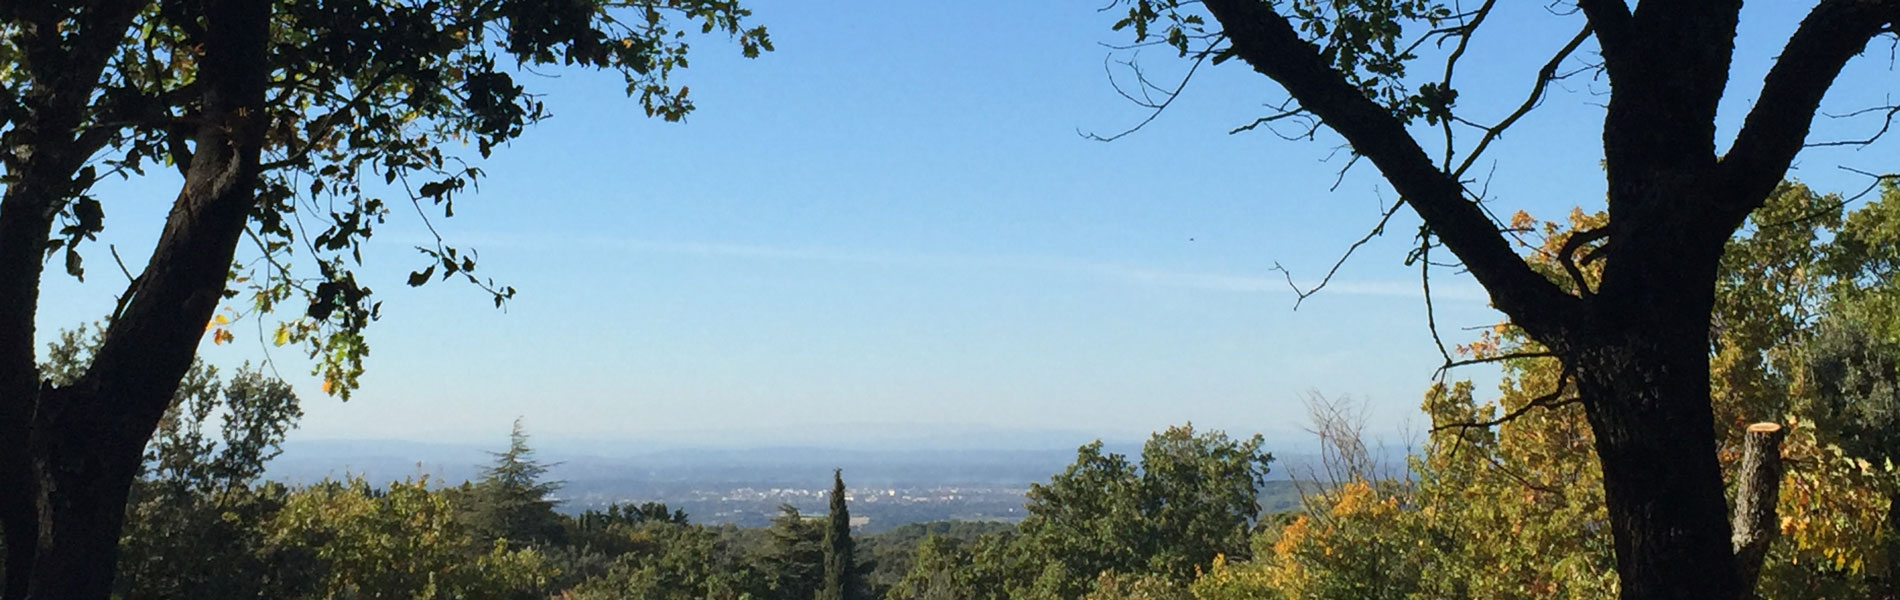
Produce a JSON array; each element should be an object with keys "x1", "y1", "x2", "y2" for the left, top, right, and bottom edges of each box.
[{"x1": 34, "y1": 2, "x2": 1900, "y2": 448}]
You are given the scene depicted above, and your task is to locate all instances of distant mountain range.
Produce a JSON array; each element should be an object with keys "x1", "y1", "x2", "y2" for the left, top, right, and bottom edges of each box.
[
  {"x1": 265, "y1": 433, "x2": 1412, "y2": 489},
  {"x1": 266, "y1": 439, "x2": 1147, "y2": 488}
]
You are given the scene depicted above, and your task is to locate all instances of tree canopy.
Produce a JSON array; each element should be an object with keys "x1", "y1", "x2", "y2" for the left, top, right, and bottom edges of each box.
[
  {"x1": 0, "y1": 1, "x2": 768, "y2": 596},
  {"x1": 1102, "y1": 2, "x2": 1900, "y2": 597}
]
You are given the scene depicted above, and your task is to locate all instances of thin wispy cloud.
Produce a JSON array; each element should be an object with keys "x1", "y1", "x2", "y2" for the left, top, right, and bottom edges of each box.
[{"x1": 449, "y1": 232, "x2": 1491, "y2": 302}]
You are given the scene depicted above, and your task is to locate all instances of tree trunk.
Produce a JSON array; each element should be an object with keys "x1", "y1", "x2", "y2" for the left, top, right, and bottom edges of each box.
[
  {"x1": 22, "y1": 386, "x2": 149, "y2": 599},
  {"x1": 8, "y1": 0, "x2": 270, "y2": 596},
  {"x1": 1729, "y1": 422, "x2": 1784, "y2": 596},
  {"x1": 0, "y1": 5, "x2": 144, "y2": 596},
  {"x1": 1572, "y1": 293, "x2": 1741, "y2": 600},
  {"x1": 0, "y1": 183, "x2": 56, "y2": 600},
  {"x1": 1885, "y1": 492, "x2": 1900, "y2": 600}
]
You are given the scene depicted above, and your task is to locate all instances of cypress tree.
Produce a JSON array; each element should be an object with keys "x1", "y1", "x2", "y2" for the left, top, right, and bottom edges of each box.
[{"x1": 818, "y1": 468, "x2": 859, "y2": 600}]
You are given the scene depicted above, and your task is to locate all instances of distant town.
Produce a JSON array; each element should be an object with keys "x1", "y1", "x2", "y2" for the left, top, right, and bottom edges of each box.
[
  {"x1": 564, "y1": 484, "x2": 1032, "y2": 532},
  {"x1": 265, "y1": 439, "x2": 1315, "y2": 533}
]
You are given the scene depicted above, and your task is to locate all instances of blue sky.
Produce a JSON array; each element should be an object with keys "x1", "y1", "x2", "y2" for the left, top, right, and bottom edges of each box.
[{"x1": 35, "y1": 2, "x2": 1900, "y2": 448}]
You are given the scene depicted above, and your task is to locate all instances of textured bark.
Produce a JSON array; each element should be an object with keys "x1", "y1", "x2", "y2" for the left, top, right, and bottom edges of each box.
[
  {"x1": 0, "y1": 3, "x2": 146, "y2": 599},
  {"x1": 1569, "y1": 279, "x2": 1740, "y2": 600},
  {"x1": 1886, "y1": 494, "x2": 1900, "y2": 600},
  {"x1": 1729, "y1": 422, "x2": 1784, "y2": 596},
  {"x1": 1191, "y1": 1, "x2": 1900, "y2": 599},
  {"x1": 1, "y1": 0, "x2": 271, "y2": 597}
]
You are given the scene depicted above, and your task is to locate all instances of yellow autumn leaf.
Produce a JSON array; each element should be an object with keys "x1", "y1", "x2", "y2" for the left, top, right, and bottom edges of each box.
[{"x1": 1510, "y1": 210, "x2": 1535, "y2": 230}]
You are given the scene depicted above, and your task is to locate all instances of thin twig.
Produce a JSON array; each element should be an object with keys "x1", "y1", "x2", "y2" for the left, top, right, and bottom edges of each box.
[
  {"x1": 1272, "y1": 195, "x2": 1407, "y2": 309},
  {"x1": 1083, "y1": 37, "x2": 1225, "y2": 143}
]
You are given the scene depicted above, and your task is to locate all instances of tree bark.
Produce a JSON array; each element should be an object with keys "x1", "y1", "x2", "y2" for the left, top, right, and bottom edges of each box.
[
  {"x1": 1728, "y1": 423, "x2": 1784, "y2": 597},
  {"x1": 13, "y1": 0, "x2": 270, "y2": 597},
  {"x1": 0, "y1": 4, "x2": 145, "y2": 598},
  {"x1": 1571, "y1": 303, "x2": 1740, "y2": 600},
  {"x1": 1886, "y1": 492, "x2": 1900, "y2": 600}
]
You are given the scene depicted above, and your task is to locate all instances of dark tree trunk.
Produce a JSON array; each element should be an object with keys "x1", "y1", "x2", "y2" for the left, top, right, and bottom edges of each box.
[
  {"x1": 0, "y1": 4, "x2": 145, "y2": 598},
  {"x1": 2, "y1": 0, "x2": 270, "y2": 597},
  {"x1": 0, "y1": 182, "x2": 59, "y2": 600},
  {"x1": 1572, "y1": 318, "x2": 1739, "y2": 599},
  {"x1": 1563, "y1": 184, "x2": 1750, "y2": 600},
  {"x1": 22, "y1": 386, "x2": 150, "y2": 600}
]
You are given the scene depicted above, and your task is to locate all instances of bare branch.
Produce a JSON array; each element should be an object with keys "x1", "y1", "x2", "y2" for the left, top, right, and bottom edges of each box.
[
  {"x1": 1556, "y1": 226, "x2": 1609, "y2": 296},
  {"x1": 1432, "y1": 362, "x2": 1578, "y2": 434},
  {"x1": 1437, "y1": 0, "x2": 1499, "y2": 167},
  {"x1": 1228, "y1": 98, "x2": 1318, "y2": 140},
  {"x1": 1804, "y1": 103, "x2": 1900, "y2": 148},
  {"x1": 1271, "y1": 196, "x2": 1405, "y2": 309},
  {"x1": 1201, "y1": 0, "x2": 1578, "y2": 338},
  {"x1": 1435, "y1": 350, "x2": 1560, "y2": 378},
  {"x1": 1083, "y1": 38, "x2": 1224, "y2": 143},
  {"x1": 1839, "y1": 165, "x2": 1900, "y2": 203},
  {"x1": 1451, "y1": 25, "x2": 1592, "y2": 179}
]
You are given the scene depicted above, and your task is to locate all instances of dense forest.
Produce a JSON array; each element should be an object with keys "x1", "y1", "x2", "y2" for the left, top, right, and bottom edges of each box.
[{"x1": 0, "y1": 184, "x2": 1895, "y2": 599}]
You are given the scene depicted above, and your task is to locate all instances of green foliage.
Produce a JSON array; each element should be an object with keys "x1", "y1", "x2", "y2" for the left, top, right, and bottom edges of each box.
[
  {"x1": 760, "y1": 504, "x2": 826, "y2": 600},
  {"x1": 563, "y1": 520, "x2": 767, "y2": 600},
  {"x1": 887, "y1": 535, "x2": 977, "y2": 600},
  {"x1": 1008, "y1": 424, "x2": 1274, "y2": 599},
  {"x1": 887, "y1": 533, "x2": 1015, "y2": 600},
  {"x1": 264, "y1": 477, "x2": 555, "y2": 599},
  {"x1": 1108, "y1": 0, "x2": 1456, "y2": 123},
  {"x1": 1803, "y1": 316, "x2": 1900, "y2": 469},
  {"x1": 22, "y1": 0, "x2": 771, "y2": 397},
  {"x1": 862, "y1": 520, "x2": 1018, "y2": 593},
  {"x1": 458, "y1": 418, "x2": 567, "y2": 548},
  {"x1": 1083, "y1": 572, "x2": 1191, "y2": 600}
]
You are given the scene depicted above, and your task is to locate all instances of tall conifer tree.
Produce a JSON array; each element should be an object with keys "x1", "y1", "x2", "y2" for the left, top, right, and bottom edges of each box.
[
  {"x1": 463, "y1": 418, "x2": 564, "y2": 547},
  {"x1": 819, "y1": 468, "x2": 860, "y2": 600}
]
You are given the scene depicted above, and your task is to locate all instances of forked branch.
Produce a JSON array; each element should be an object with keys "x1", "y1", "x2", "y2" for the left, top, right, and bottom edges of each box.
[
  {"x1": 1720, "y1": 0, "x2": 1900, "y2": 217},
  {"x1": 1201, "y1": 0, "x2": 1579, "y2": 339}
]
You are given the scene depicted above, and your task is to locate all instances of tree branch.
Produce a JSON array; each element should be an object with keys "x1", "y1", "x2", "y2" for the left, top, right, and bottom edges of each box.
[
  {"x1": 71, "y1": 0, "x2": 272, "y2": 435},
  {"x1": 1200, "y1": 0, "x2": 1580, "y2": 339},
  {"x1": 1573, "y1": 0, "x2": 1630, "y2": 55},
  {"x1": 1270, "y1": 196, "x2": 1404, "y2": 309},
  {"x1": 1432, "y1": 362, "x2": 1578, "y2": 434},
  {"x1": 1452, "y1": 24, "x2": 1592, "y2": 179},
  {"x1": 1719, "y1": 0, "x2": 1900, "y2": 218}
]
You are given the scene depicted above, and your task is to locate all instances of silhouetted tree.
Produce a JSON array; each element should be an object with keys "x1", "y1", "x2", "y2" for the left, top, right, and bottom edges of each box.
[
  {"x1": 1106, "y1": 2, "x2": 1900, "y2": 597},
  {"x1": 820, "y1": 469, "x2": 863, "y2": 600},
  {"x1": 0, "y1": 2, "x2": 767, "y2": 595}
]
